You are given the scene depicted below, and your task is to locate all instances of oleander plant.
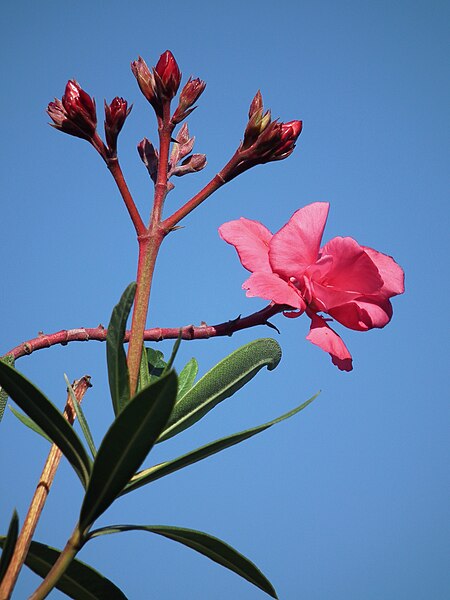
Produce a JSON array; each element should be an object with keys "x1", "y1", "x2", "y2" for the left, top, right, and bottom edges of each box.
[{"x1": 0, "y1": 51, "x2": 404, "y2": 599}]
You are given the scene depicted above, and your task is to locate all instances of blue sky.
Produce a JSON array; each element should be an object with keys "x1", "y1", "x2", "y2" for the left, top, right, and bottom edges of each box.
[{"x1": 1, "y1": 1, "x2": 449, "y2": 598}]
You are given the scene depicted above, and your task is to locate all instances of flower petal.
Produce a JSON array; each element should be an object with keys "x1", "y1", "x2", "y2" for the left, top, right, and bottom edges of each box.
[
  {"x1": 308, "y1": 280, "x2": 361, "y2": 312},
  {"x1": 329, "y1": 298, "x2": 393, "y2": 330},
  {"x1": 269, "y1": 202, "x2": 330, "y2": 280},
  {"x1": 363, "y1": 246, "x2": 405, "y2": 297},
  {"x1": 219, "y1": 218, "x2": 273, "y2": 273},
  {"x1": 243, "y1": 272, "x2": 306, "y2": 310},
  {"x1": 318, "y1": 237, "x2": 384, "y2": 295},
  {"x1": 306, "y1": 313, "x2": 353, "y2": 371}
]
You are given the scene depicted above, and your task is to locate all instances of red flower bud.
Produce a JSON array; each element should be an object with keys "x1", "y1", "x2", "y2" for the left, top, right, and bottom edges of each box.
[
  {"x1": 238, "y1": 88, "x2": 303, "y2": 165},
  {"x1": 47, "y1": 80, "x2": 97, "y2": 142},
  {"x1": 271, "y1": 120, "x2": 303, "y2": 159},
  {"x1": 104, "y1": 97, "x2": 132, "y2": 156},
  {"x1": 154, "y1": 50, "x2": 181, "y2": 100},
  {"x1": 172, "y1": 77, "x2": 206, "y2": 124},
  {"x1": 131, "y1": 56, "x2": 162, "y2": 115}
]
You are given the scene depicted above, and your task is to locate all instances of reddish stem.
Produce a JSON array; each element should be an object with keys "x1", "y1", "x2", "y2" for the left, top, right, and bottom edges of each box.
[
  {"x1": 126, "y1": 101, "x2": 174, "y2": 394},
  {"x1": 126, "y1": 232, "x2": 162, "y2": 395},
  {"x1": 107, "y1": 158, "x2": 146, "y2": 236},
  {"x1": 4, "y1": 304, "x2": 284, "y2": 361},
  {"x1": 162, "y1": 150, "x2": 241, "y2": 232}
]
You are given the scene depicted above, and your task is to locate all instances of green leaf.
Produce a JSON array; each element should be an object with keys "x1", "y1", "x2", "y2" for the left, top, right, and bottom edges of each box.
[
  {"x1": 137, "y1": 344, "x2": 151, "y2": 392},
  {"x1": 0, "y1": 510, "x2": 19, "y2": 584},
  {"x1": 158, "y1": 338, "x2": 282, "y2": 443},
  {"x1": 88, "y1": 524, "x2": 278, "y2": 598},
  {"x1": 0, "y1": 537, "x2": 127, "y2": 599},
  {"x1": 8, "y1": 405, "x2": 52, "y2": 443},
  {"x1": 146, "y1": 348, "x2": 167, "y2": 383},
  {"x1": 79, "y1": 371, "x2": 178, "y2": 531},
  {"x1": 0, "y1": 354, "x2": 14, "y2": 423},
  {"x1": 122, "y1": 394, "x2": 318, "y2": 495},
  {"x1": 64, "y1": 375, "x2": 97, "y2": 458},
  {"x1": 0, "y1": 361, "x2": 92, "y2": 489},
  {"x1": 107, "y1": 282, "x2": 136, "y2": 415},
  {"x1": 176, "y1": 358, "x2": 198, "y2": 403}
]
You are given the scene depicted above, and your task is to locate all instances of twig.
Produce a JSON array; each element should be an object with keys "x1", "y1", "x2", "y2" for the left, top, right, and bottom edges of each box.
[
  {"x1": 107, "y1": 158, "x2": 146, "y2": 236},
  {"x1": 0, "y1": 377, "x2": 91, "y2": 600},
  {"x1": 4, "y1": 304, "x2": 285, "y2": 362}
]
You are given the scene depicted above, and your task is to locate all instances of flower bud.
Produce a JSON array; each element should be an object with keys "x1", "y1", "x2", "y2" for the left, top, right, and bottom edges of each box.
[
  {"x1": 47, "y1": 80, "x2": 97, "y2": 142},
  {"x1": 242, "y1": 108, "x2": 272, "y2": 149},
  {"x1": 255, "y1": 120, "x2": 283, "y2": 151},
  {"x1": 104, "y1": 97, "x2": 132, "y2": 156},
  {"x1": 154, "y1": 50, "x2": 181, "y2": 100},
  {"x1": 175, "y1": 122, "x2": 191, "y2": 146},
  {"x1": 242, "y1": 91, "x2": 273, "y2": 150},
  {"x1": 172, "y1": 77, "x2": 206, "y2": 124},
  {"x1": 169, "y1": 123, "x2": 195, "y2": 168},
  {"x1": 248, "y1": 90, "x2": 263, "y2": 119},
  {"x1": 171, "y1": 153, "x2": 207, "y2": 177},
  {"x1": 271, "y1": 120, "x2": 303, "y2": 159},
  {"x1": 137, "y1": 138, "x2": 159, "y2": 183},
  {"x1": 131, "y1": 56, "x2": 162, "y2": 115}
]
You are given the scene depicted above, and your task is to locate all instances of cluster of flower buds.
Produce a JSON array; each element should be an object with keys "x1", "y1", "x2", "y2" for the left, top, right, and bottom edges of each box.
[
  {"x1": 47, "y1": 81, "x2": 132, "y2": 160},
  {"x1": 47, "y1": 80, "x2": 98, "y2": 143},
  {"x1": 137, "y1": 124, "x2": 207, "y2": 188},
  {"x1": 131, "y1": 51, "x2": 182, "y2": 118},
  {"x1": 48, "y1": 55, "x2": 300, "y2": 193},
  {"x1": 104, "y1": 97, "x2": 132, "y2": 157},
  {"x1": 239, "y1": 91, "x2": 302, "y2": 164}
]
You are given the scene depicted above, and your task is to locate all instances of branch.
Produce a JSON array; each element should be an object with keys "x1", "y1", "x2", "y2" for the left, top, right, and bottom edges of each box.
[
  {"x1": 4, "y1": 304, "x2": 285, "y2": 362},
  {"x1": 107, "y1": 158, "x2": 146, "y2": 236},
  {"x1": 162, "y1": 150, "x2": 241, "y2": 232},
  {"x1": 126, "y1": 100, "x2": 175, "y2": 395},
  {"x1": 0, "y1": 376, "x2": 91, "y2": 600}
]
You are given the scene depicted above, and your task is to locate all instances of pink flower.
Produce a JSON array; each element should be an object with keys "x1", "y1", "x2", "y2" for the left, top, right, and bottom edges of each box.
[{"x1": 219, "y1": 202, "x2": 404, "y2": 371}]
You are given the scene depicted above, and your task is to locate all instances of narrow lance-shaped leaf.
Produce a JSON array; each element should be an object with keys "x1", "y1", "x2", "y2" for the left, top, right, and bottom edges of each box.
[
  {"x1": 87, "y1": 525, "x2": 278, "y2": 599},
  {"x1": 79, "y1": 371, "x2": 178, "y2": 531},
  {"x1": 0, "y1": 354, "x2": 14, "y2": 423},
  {"x1": 0, "y1": 538, "x2": 127, "y2": 600},
  {"x1": 122, "y1": 393, "x2": 318, "y2": 495},
  {"x1": 137, "y1": 344, "x2": 151, "y2": 392},
  {"x1": 107, "y1": 282, "x2": 136, "y2": 415},
  {"x1": 8, "y1": 405, "x2": 52, "y2": 443},
  {"x1": 0, "y1": 510, "x2": 19, "y2": 584},
  {"x1": 64, "y1": 375, "x2": 97, "y2": 458},
  {"x1": 158, "y1": 338, "x2": 282, "y2": 443},
  {"x1": 0, "y1": 361, "x2": 92, "y2": 489},
  {"x1": 176, "y1": 357, "x2": 198, "y2": 403}
]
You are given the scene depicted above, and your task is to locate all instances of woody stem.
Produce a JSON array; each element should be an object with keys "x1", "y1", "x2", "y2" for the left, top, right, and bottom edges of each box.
[
  {"x1": 126, "y1": 101, "x2": 174, "y2": 395},
  {"x1": 0, "y1": 377, "x2": 91, "y2": 600}
]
